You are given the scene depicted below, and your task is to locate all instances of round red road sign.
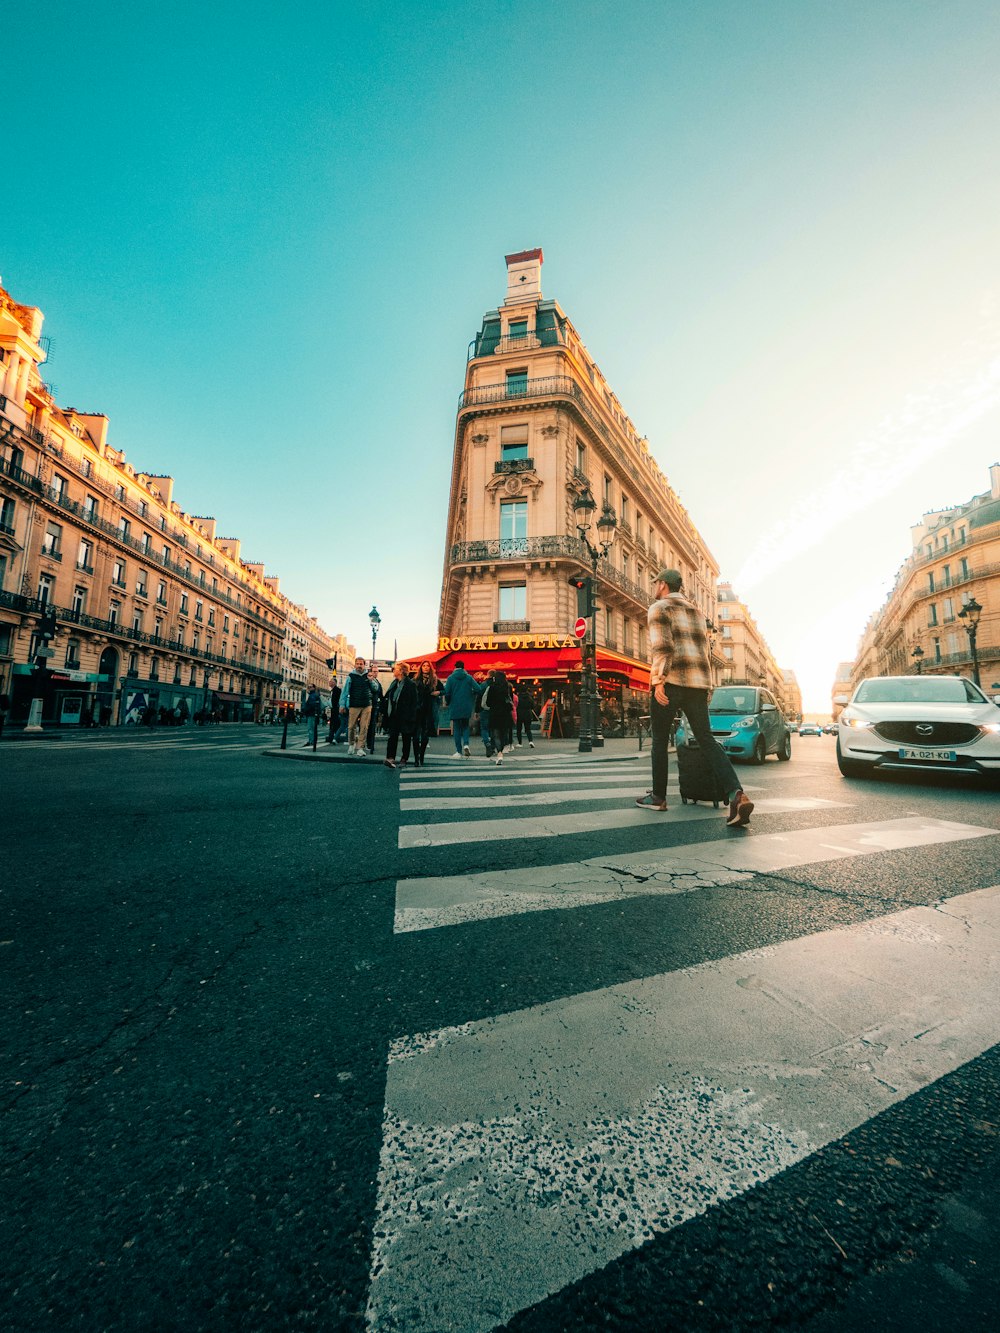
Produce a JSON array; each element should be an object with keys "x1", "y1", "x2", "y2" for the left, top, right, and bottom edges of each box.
[{"x1": 573, "y1": 618, "x2": 588, "y2": 639}]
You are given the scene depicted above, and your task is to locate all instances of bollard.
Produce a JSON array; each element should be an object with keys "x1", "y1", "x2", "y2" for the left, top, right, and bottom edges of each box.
[{"x1": 280, "y1": 714, "x2": 289, "y2": 750}]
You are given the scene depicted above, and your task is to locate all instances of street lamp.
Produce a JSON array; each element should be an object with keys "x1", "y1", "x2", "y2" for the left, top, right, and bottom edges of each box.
[
  {"x1": 369, "y1": 605, "x2": 381, "y2": 666},
  {"x1": 958, "y1": 595, "x2": 983, "y2": 686},
  {"x1": 911, "y1": 644, "x2": 924, "y2": 675},
  {"x1": 573, "y1": 488, "x2": 617, "y2": 751}
]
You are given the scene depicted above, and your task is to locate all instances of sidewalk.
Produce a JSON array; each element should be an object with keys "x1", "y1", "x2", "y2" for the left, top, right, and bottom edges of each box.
[{"x1": 264, "y1": 735, "x2": 645, "y2": 764}]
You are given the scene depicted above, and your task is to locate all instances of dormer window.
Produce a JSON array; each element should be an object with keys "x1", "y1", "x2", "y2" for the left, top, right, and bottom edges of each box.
[{"x1": 508, "y1": 319, "x2": 528, "y2": 340}]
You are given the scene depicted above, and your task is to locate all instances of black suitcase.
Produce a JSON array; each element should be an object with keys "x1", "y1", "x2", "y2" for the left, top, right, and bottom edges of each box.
[{"x1": 676, "y1": 738, "x2": 727, "y2": 807}]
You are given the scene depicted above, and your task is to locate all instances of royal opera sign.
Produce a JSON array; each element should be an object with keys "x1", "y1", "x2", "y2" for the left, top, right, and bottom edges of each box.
[{"x1": 437, "y1": 634, "x2": 579, "y2": 653}]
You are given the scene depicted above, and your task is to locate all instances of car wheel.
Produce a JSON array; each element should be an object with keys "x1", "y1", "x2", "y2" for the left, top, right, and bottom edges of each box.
[
  {"x1": 836, "y1": 739, "x2": 868, "y2": 778},
  {"x1": 777, "y1": 733, "x2": 791, "y2": 761},
  {"x1": 753, "y1": 737, "x2": 766, "y2": 764}
]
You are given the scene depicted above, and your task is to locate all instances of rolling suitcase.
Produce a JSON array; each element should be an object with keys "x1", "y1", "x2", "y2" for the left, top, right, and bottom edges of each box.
[{"x1": 676, "y1": 737, "x2": 727, "y2": 807}]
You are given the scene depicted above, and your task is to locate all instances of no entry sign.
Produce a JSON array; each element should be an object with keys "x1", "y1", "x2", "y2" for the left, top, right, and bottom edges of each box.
[{"x1": 573, "y1": 618, "x2": 588, "y2": 639}]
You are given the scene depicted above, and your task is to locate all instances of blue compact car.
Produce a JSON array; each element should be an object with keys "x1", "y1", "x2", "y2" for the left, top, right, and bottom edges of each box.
[{"x1": 676, "y1": 685, "x2": 792, "y2": 763}]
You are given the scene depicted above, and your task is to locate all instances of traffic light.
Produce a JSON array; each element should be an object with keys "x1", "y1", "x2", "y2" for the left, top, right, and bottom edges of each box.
[{"x1": 568, "y1": 573, "x2": 594, "y2": 618}]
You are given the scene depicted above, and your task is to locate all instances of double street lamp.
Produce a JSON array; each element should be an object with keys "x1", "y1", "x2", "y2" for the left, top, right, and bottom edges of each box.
[
  {"x1": 369, "y1": 605, "x2": 381, "y2": 666},
  {"x1": 911, "y1": 644, "x2": 924, "y2": 675},
  {"x1": 958, "y1": 595, "x2": 983, "y2": 686},
  {"x1": 572, "y1": 488, "x2": 617, "y2": 752}
]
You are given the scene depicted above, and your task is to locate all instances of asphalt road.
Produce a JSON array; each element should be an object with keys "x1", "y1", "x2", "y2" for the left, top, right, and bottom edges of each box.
[{"x1": 2, "y1": 723, "x2": 999, "y2": 1331}]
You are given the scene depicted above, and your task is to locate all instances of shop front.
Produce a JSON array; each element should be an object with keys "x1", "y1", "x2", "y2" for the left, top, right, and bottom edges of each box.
[
  {"x1": 402, "y1": 634, "x2": 650, "y2": 738},
  {"x1": 9, "y1": 663, "x2": 103, "y2": 726}
]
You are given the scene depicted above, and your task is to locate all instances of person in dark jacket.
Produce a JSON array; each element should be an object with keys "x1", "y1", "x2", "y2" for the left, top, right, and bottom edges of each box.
[
  {"x1": 514, "y1": 680, "x2": 536, "y2": 748},
  {"x1": 483, "y1": 669, "x2": 514, "y2": 766},
  {"x1": 339, "y1": 657, "x2": 374, "y2": 757},
  {"x1": 413, "y1": 662, "x2": 444, "y2": 767},
  {"x1": 365, "y1": 665, "x2": 384, "y2": 754},
  {"x1": 382, "y1": 663, "x2": 418, "y2": 769}
]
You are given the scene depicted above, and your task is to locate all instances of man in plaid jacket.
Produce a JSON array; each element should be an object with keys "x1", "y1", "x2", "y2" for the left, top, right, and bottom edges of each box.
[{"x1": 636, "y1": 568, "x2": 754, "y2": 828}]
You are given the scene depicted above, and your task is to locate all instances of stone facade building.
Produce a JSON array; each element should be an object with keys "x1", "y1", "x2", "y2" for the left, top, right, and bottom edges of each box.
[
  {"x1": 0, "y1": 279, "x2": 333, "y2": 727},
  {"x1": 714, "y1": 582, "x2": 789, "y2": 710},
  {"x1": 434, "y1": 249, "x2": 722, "y2": 733},
  {"x1": 848, "y1": 464, "x2": 1000, "y2": 696}
]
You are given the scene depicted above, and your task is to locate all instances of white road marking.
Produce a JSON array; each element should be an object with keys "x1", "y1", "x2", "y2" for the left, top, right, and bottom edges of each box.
[
  {"x1": 398, "y1": 796, "x2": 847, "y2": 849},
  {"x1": 400, "y1": 786, "x2": 652, "y2": 811},
  {"x1": 367, "y1": 884, "x2": 1000, "y2": 1333},
  {"x1": 394, "y1": 816, "x2": 997, "y2": 932}
]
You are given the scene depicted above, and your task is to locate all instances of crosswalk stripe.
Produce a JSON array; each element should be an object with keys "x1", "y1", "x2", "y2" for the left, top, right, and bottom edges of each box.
[
  {"x1": 398, "y1": 796, "x2": 846, "y2": 848},
  {"x1": 400, "y1": 785, "x2": 656, "y2": 811},
  {"x1": 394, "y1": 815, "x2": 998, "y2": 932},
  {"x1": 398, "y1": 768, "x2": 650, "y2": 791},
  {"x1": 366, "y1": 883, "x2": 1000, "y2": 1333}
]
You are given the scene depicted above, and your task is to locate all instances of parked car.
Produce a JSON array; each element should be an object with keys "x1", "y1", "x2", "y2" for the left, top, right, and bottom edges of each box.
[
  {"x1": 837, "y1": 674, "x2": 1000, "y2": 783},
  {"x1": 798, "y1": 723, "x2": 823, "y2": 736},
  {"x1": 675, "y1": 685, "x2": 792, "y2": 763}
]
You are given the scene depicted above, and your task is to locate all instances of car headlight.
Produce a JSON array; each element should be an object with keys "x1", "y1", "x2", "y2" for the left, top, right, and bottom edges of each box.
[
  {"x1": 734, "y1": 717, "x2": 758, "y2": 730},
  {"x1": 980, "y1": 723, "x2": 1000, "y2": 735},
  {"x1": 841, "y1": 715, "x2": 875, "y2": 729}
]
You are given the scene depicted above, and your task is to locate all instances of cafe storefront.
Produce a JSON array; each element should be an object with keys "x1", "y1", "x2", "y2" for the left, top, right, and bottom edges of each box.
[{"x1": 402, "y1": 634, "x2": 650, "y2": 738}]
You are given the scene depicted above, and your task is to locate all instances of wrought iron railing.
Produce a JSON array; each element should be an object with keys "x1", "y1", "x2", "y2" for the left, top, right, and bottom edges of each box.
[
  {"x1": 0, "y1": 588, "x2": 282, "y2": 681},
  {"x1": 494, "y1": 620, "x2": 530, "y2": 634},
  {"x1": 493, "y1": 458, "x2": 534, "y2": 474},
  {"x1": 449, "y1": 535, "x2": 652, "y2": 607}
]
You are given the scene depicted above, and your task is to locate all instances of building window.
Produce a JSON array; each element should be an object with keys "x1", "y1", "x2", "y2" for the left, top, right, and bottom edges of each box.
[
  {"x1": 136, "y1": 572, "x2": 148, "y2": 597},
  {"x1": 72, "y1": 586, "x2": 87, "y2": 616},
  {"x1": 505, "y1": 368, "x2": 528, "y2": 397},
  {"x1": 132, "y1": 610, "x2": 143, "y2": 633},
  {"x1": 138, "y1": 500, "x2": 147, "y2": 518},
  {"x1": 83, "y1": 494, "x2": 98, "y2": 520},
  {"x1": 500, "y1": 424, "x2": 529, "y2": 461},
  {"x1": 42, "y1": 521, "x2": 62, "y2": 558},
  {"x1": 928, "y1": 571, "x2": 935, "y2": 592},
  {"x1": 118, "y1": 516, "x2": 131, "y2": 540},
  {"x1": 81, "y1": 458, "x2": 91, "y2": 478},
  {"x1": 180, "y1": 594, "x2": 189, "y2": 616},
  {"x1": 603, "y1": 474, "x2": 613, "y2": 505},
  {"x1": 0, "y1": 622, "x2": 13, "y2": 654},
  {"x1": 508, "y1": 319, "x2": 528, "y2": 339},
  {"x1": 112, "y1": 559, "x2": 126, "y2": 587},
  {"x1": 150, "y1": 655, "x2": 159, "y2": 680},
  {"x1": 195, "y1": 600, "x2": 203, "y2": 621},
  {"x1": 499, "y1": 500, "x2": 528, "y2": 550},
  {"x1": 621, "y1": 496, "x2": 629, "y2": 528},
  {"x1": 115, "y1": 484, "x2": 125, "y2": 501},
  {"x1": 575, "y1": 439, "x2": 586, "y2": 473},
  {"x1": 942, "y1": 564, "x2": 951, "y2": 587},
  {"x1": 0, "y1": 553, "x2": 7, "y2": 591},
  {"x1": 65, "y1": 638, "x2": 81, "y2": 669},
  {"x1": 0, "y1": 496, "x2": 15, "y2": 533},
  {"x1": 141, "y1": 533, "x2": 152, "y2": 554},
  {"x1": 109, "y1": 599, "x2": 121, "y2": 626},
  {"x1": 933, "y1": 637, "x2": 941, "y2": 662},
  {"x1": 960, "y1": 557, "x2": 969, "y2": 579},
  {"x1": 51, "y1": 474, "x2": 67, "y2": 501},
  {"x1": 499, "y1": 584, "x2": 527, "y2": 620},
  {"x1": 207, "y1": 608, "x2": 215, "y2": 627},
  {"x1": 943, "y1": 597, "x2": 954, "y2": 621},
  {"x1": 928, "y1": 603, "x2": 938, "y2": 626},
  {"x1": 128, "y1": 651, "x2": 139, "y2": 675},
  {"x1": 37, "y1": 572, "x2": 54, "y2": 604},
  {"x1": 162, "y1": 544, "x2": 171, "y2": 563},
  {"x1": 77, "y1": 538, "x2": 94, "y2": 572},
  {"x1": 157, "y1": 580, "x2": 167, "y2": 605}
]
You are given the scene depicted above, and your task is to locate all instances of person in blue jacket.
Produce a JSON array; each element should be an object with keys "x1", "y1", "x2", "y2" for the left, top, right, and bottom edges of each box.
[{"x1": 443, "y1": 659, "x2": 481, "y2": 758}]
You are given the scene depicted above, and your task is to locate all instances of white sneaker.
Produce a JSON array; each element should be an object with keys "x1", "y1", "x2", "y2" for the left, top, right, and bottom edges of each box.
[
  {"x1": 462, "y1": 745, "x2": 471, "y2": 758},
  {"x1": 528, "y1": 741, "x2": 535, "y2": 748},
  {"x1": 517, "y1": 742, "x2": 523, "y2": 747},
  {"x1": 495, "y1": 753, "x2": 503, "y2": 765},
  {"x1": 449, "y1": 751, "x2": 463, "y2": 759}
]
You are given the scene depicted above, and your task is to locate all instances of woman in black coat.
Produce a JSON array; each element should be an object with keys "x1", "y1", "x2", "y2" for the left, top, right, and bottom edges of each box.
[
  {"x1": 382, "y1": 663, "x2": 419, "y2": 769},
  {"x1": 514, "y1": 681, "x2": 536, "y2": 747},
  {"x1": 483, "y1": 669, "x2": 514, "y2": 766}
]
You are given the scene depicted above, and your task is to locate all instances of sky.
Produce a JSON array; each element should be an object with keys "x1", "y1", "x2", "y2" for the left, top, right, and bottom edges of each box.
[{"x1": 5, "y1": 0, "x2": 1000, "y2": 711}]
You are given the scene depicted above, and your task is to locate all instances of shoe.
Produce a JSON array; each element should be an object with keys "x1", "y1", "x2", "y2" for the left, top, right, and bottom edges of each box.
[
  {"x1": 384, "y1": 758, "x2": 396, "y2": 769},
  {"x1": 529, "y1": 741, "x2": 534, "y2": 748},
  {"x1": 463, "y1": 745, "x2": 471, "y2": 758},
  {"x1": 635, "y1": 792, "x2": 667, "y2": 811},
  {"x1": 517, "y1": 742, "x2": 523, "y2": 747},
  {"x1": 726, "y1": 791, "x2": 754, "y2": 827},
  {"x1": 450, "y1": 751, "x2": 463, "y2": 759},
  {"x1": 485, "y1": 748, "x2": 494, "y2": 758},
  {"x1": 495, "y1": 754, "x2": 503, "y2": 765}
]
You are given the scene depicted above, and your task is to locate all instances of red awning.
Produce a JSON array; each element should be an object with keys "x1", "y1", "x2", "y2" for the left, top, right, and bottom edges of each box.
[{"x1": 399, "y1": 645, "x2": 649, "y2": 689}]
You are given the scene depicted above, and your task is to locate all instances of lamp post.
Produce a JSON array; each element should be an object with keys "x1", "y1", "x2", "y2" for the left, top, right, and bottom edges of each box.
[
  {"x1": 369, "y1": 605, "x2": 381, "y2": 668},
  {"x1": 958, "y1": 595, "x2": 983, "y2": 686},
  {"x1": 573, "y1": 488, "x2": 617, "y2": 752},
  {"x1": 911, "y1": 644, "x2": 924, "y2": 675}
]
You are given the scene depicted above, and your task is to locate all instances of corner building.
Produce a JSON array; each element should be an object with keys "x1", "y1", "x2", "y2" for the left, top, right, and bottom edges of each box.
[{"x1": 437, "y1": 250, "x2": 721, "y2": 732}]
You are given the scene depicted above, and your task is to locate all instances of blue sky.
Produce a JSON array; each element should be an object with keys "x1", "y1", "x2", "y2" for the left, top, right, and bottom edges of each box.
[{"x1": 6, "y1": 1, "x2": 1000, "y2": 709}]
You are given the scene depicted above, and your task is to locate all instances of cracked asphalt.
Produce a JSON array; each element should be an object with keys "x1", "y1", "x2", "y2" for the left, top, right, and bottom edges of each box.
[{"x1": 3, "y1": 727, "x2": 1000, "y2": 1330}]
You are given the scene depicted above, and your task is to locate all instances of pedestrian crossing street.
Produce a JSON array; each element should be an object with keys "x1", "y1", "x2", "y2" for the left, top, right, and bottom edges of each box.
[{"x1": 365, "y1": 749, "x2": 1000, "y2": 1331}]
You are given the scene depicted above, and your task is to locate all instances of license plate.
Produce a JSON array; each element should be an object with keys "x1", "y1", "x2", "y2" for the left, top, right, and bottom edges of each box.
[{"x1": 899, "y1": 747, "x2": 957, "y2": 762}]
